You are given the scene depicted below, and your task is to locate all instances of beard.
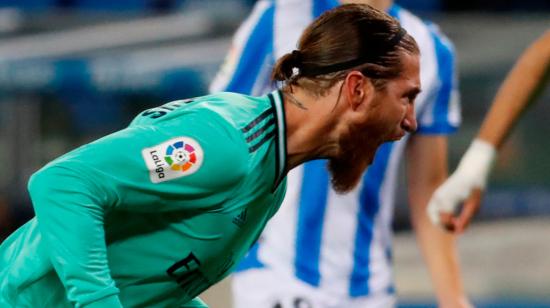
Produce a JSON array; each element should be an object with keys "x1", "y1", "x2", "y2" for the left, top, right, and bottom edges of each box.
[{"x1": 328, "y1": 127, "x2": 383, "y2": 194}]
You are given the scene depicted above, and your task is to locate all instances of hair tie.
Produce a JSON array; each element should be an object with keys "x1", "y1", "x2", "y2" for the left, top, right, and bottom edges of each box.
[{"x1": 291, "y1": 50, "x2": 302, "y2": 67}]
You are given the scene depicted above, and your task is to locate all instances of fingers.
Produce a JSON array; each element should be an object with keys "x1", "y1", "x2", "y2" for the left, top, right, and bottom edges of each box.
[
  {"x1": 452, "y1": 188, "x2": 483, "y2": 234},
  {"x1": 439, "y1": 211, "x2": 455, "y2": 232}
]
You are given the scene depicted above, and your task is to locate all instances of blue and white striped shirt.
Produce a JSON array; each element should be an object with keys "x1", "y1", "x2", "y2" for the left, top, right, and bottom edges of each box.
[{"x1": 210, "y1": 0, "x2": 460, "y2": 299}]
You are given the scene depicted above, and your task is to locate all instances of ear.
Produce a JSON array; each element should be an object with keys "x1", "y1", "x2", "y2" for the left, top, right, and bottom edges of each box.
[{"x1": 343, "y1": 71, "x2": 374, "y2": 111}]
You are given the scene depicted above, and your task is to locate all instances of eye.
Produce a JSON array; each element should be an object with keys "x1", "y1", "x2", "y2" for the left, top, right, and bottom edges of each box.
[{"x1": 404, "y1": 90, "x2": 419, "y2": 105}]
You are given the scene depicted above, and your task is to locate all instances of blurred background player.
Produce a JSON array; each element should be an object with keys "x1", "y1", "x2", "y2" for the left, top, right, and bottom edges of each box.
[
  {"x1": 428, "y1": 29, "x2": 550, "y2": 233},
  {"x1": 210, "y1": 0, "x2": 470, "y2": 307}
]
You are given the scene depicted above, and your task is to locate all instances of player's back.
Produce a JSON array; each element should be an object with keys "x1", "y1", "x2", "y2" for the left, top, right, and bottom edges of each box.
[{"x1": 0, "y1": 91, "x2": 289, "y2": 307}]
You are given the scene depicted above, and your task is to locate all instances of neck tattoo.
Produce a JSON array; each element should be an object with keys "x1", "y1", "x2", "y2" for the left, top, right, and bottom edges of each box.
[{"x1": 284, "y1": 92, "x2": 308, "y2": 110}]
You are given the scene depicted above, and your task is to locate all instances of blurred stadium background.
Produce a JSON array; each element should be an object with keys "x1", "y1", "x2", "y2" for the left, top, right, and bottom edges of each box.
[{"x1": 0, "y1": 0, "x2": 548, "y2": 307}]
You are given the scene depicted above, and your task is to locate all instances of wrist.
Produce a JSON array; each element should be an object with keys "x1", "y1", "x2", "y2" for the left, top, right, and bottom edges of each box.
[{"x1": 456, "y1": 138, "x2": 497, "y2": 189}]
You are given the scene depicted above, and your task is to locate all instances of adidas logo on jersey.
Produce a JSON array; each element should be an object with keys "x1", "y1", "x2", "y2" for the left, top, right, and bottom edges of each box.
[{"x1": 232, "y1": 209, "x2": 248, "y2": 228}]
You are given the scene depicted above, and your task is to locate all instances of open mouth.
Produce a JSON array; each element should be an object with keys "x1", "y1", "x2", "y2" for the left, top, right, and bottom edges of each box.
[{"x1": 389, "y1": 132, "x2": 406, "y2": 141}]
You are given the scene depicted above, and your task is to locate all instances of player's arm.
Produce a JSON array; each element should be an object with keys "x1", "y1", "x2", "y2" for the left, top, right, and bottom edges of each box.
[
  {"x1": 428, "y1": 30, "x2": 550, "y2": 232},
  {"x1": 478, "y1": 30, "x2": 550, "y2": 148},
  {"x1": 28, "y1": 166, "x2": 124, "y2": 308},
  {"x1": 406, "y1": 136, "x2": 471, "y2": 308},
  {"x1": 407, "y1": 30, "x2": 471, "y2": 307},
  {"x1": 28, "y1": 114, "x2": 248, "y2": 307}
]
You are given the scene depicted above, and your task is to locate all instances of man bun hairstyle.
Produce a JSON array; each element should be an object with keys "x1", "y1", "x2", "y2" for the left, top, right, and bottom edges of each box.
[{"x1": 272, "y1": 4, "x2": 419, "y2": 96}]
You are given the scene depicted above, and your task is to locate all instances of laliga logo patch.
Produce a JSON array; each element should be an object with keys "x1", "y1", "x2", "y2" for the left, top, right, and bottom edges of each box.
[{"x1": 142, "y1": 137, "x2": 203, "y2": 183}]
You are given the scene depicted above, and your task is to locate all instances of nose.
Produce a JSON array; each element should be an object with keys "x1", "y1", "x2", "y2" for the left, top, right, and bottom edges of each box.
[{"x1": 402, "y1": 104, "x2": 417, "y2": 132}]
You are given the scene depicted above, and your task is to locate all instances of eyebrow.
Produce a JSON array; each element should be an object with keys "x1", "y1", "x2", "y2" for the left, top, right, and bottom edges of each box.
[{"x1": 406, "y1": 87, "x2": 422, "y2": 98}]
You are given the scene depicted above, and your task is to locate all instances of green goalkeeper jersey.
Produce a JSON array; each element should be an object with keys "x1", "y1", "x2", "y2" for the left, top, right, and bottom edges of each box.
[{"x1": 0, "y1": 91, "x2": 288, "y2": 308}]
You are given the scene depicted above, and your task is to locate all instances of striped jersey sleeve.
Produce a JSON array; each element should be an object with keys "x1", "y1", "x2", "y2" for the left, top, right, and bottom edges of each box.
[{"x1": 416, "y1": 23, "x2": 461, "y2": 134}]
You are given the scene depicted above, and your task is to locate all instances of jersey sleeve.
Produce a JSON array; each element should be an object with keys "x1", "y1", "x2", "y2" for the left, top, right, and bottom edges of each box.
[
  {"x1": 27, "y1": 110, "x2": 249, "y2": 307},
  {"x1": 208, "y1": 0, "x2": 275, "y2": 95},
  {"x1": 28, "y1": 167, "x2": 123, "y2": 308},
  {"x1": 416, "y1": 25, "x2": 461, "y2": 134}
]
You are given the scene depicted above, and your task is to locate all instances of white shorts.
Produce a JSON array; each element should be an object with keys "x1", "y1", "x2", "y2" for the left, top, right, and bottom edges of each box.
[{"x1": 232, "y1": 267, "x2": 396, "y2": 308}]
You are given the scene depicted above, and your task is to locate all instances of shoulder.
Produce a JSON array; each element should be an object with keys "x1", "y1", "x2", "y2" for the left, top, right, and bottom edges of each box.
[
  {"x1": 393, "y1": 6, "x2": 456, "y2": 57},
  {"x1": 393, "y1": 6, "x2": 456, "y2": 93},
  {"x1": 178, "y1": 105, "x2": 252, "y2": 186},
  {"x1": 163, "y1": 123, "x2": 250, "y2": 191},
  {"x1": 125, "y1": 106, "x2": 253, "y2": 192},
  {"x1": 238, "y1": 0, "x2": 276, "y2": 34},
  {"x1": 427, "y1": 23, "x2": 456, "y2": 63},
  {"x1": 45, "y1": 94, "x2": 254, "y2": 192}
]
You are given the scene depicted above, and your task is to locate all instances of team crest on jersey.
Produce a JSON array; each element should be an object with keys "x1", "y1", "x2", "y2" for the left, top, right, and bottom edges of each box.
[{"x1": 142, "y1": 137, "x2": 203, "y2": 183}]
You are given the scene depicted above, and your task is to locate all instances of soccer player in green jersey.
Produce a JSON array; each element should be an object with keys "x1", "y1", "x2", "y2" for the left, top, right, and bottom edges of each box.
[{"x1": 0, "y1": 4, "x2": 420, "y2": 308}]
